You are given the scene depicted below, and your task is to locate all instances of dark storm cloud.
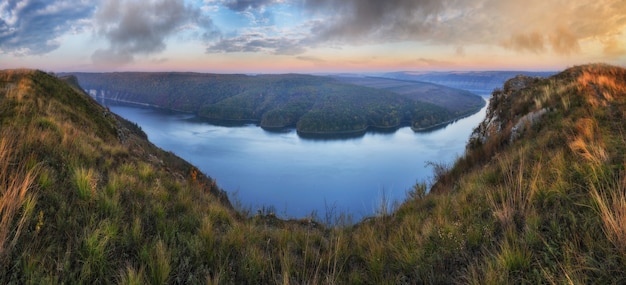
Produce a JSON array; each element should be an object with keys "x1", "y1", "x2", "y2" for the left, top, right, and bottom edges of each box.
[
  {"x1": 220, "y1": 0, "x2": 282, "y2": 28},
  {"x1": 92, "y1": 0, "x2": 220, "y2": 65},
  {"x1": 304, "y1": 0, "x2": 447, "y2": 43},
  {"x1": 206, "y1": 32, "x2": 305, "y2": 55},
  {"x1": 0, "y1": 0, "x2": 95, "y2": 55},
  {"x1": 302, "y1": 0, "x2": 626, "y2": 57}
]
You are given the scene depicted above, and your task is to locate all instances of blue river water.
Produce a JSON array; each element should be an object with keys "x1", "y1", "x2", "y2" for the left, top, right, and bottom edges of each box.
[{"x1": 109, "y1": 101, "x2": 487, "y2": 221}]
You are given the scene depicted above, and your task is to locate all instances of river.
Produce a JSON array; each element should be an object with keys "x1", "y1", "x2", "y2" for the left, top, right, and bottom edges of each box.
[{"x1": 108, "y1": 99, "x2": 488, "y2": 221}]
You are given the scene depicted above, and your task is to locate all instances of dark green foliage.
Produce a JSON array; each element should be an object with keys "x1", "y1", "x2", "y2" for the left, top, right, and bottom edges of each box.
[
  {"x1": 336, "y1": 76, "x2": 486, "y2": 115},
  {"x1": 69, "y1": 72, "x2": 484, "y2": 134}
]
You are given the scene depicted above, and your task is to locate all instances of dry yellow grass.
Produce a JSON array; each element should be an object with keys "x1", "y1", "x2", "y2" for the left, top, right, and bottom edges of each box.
[
  {"x1": 0, "y1": 134, "x2": 38, "y2": 261},
  {"x1": 487, "y1": 147, "x2": 540, "y2": 232},
  {"x1": 568, "y1": 137, "x2": 608, "y2": 165},
  {"x1": 591, "y1": 173, "x2": 626, "y2": 255},
  {"x1": 577, "y1": 65, "x2": 626, "y2": 107}
]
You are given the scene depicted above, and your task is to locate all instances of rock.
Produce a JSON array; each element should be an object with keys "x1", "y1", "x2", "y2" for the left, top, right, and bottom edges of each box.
[
  {"x1": 468, "y1": 75, "x2": 544, "y2": 149},
  {"x1": 509, "y1": 108, "x2": 549, "y2": 142}
]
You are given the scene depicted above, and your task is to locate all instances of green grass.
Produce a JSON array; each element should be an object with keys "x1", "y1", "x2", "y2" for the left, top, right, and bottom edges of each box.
[
  {"x1": 1, "y1": 65, "x2": 626, "y2": 283},
  {"x1": 0, "y1": 133, "x2": 39, "y2": 263},
  {"x1": 79, "y1": 220, "x2": 117, "y2": 282},
  {"x1": 73, "y1": 167, "x2": 96, "y2": 200},
  {"x1": 145, "y1": 239, "x2": 171, "y2": 285},
  {"x1": 118, "y1": 264, "x2": 146, "y2": 285}
]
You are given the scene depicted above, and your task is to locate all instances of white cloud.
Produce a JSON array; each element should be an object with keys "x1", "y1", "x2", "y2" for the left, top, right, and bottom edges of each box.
[{"x1": 0, "y1": 0, "x2": 95, "y2": 55}]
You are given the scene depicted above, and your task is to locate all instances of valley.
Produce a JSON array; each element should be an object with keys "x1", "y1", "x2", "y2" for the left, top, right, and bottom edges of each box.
[
  {"x1": 3, "y1": 0, "x2": 625, "y2": 283},
  {"x1": 2, "y1": 64, "x2": 626, "y2": 283}
]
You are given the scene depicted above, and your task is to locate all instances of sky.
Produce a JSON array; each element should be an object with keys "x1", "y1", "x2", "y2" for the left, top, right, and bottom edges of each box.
[{"x1": 1, "y1": 0, "x2": 625, "y2": 73}]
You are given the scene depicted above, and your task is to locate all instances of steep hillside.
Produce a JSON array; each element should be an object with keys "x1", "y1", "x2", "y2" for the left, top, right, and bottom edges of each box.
[
  {"x1": 417, "y1": 63, "x2": 626, "y2": 282},
  {"x1": 2, "y1": 64, "x2": 626, "y2": 283},
  {"x1": 68, "y1": 72, "x2": 483, "y2": 135},
  {"x1": 0, "y1": 70, "x2": 333, "y2": 284},
  {"x1": 0, "y1": 70, "x2": 243, "y2": 283}
]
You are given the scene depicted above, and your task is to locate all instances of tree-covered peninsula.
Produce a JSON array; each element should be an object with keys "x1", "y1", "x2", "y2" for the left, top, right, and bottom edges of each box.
[{"x1": 70, "y1": 72, "x2": 484, "y2": 135}]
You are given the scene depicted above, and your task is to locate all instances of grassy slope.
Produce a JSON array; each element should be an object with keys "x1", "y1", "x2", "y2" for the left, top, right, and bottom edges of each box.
[
  {"x1": 2, "y1": 64, "x2": 626, "y2": 283},
  {"x1": 416, "y1": 63, "x2": 626, "y2": 283}
]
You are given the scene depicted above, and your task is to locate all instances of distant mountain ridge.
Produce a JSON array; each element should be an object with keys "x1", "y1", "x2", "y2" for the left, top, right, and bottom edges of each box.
[
  {"x1": 382, "y1": 70, "x2": 555, "y2": 95},
  {"x1": 65, "y1": 72, "x2": 485, "y2": 136}
]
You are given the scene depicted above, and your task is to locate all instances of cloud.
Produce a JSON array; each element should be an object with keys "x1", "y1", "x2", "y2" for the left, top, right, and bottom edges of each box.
[
  {"x1": 240, "y1": 9, "x2": 274, "y2": 26},
  {"x1": 304, "y1": 0, "x2": 445, "y2": 43},
  {"x1": 502, "y1": 32, "x2": 546, "y2": 54},
  {"x1": 218, "y1": 0, "x2": 288, "y2": 28},
  {"x1": 150, "y1": 57, "x2": 169, "y2": 64},
  {"x1": 302, "y1": 0, "x2": 626, "y2": 56},
  {"x1": 549, "y1": 27, "x2": 581, "y2": 55},
  {"x1": 602, "y1": 38, "x2": 626, "y2": 57},
  {"x1": 455, "y1": 46, "x2": 465, "y2": 56},
  {"x1": 0, "y1": 0, "x2": 95, "y2": 55},
  {"x1": 415, "y1": 58, "x2": 453, "y2": 67},
  {"x1": 92, "y1": 0, "x2": 220, "y2": 65},
  {"x1": 206, "y1": 32, "x2": 305, "y2": 55},
  {"x1": 296, "y1": 55, "x2": 325, "y2": 63},
  {"x1": 221, "y1": 0, "x2": 284, "y2": 12}
]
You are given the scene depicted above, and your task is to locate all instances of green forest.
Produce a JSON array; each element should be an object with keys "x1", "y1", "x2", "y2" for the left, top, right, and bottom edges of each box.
[{"x1": 70, "y1": 72, "x2": 484, "y2": 135}]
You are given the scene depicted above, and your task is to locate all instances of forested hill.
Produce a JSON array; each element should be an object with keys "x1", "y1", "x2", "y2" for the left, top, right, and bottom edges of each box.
[
  {"x1": 335, "y1": 76, "x2": 485, "y2": 114},
  {"x1": 68, "y1": 72, "x2": 484, "y2": 135}
]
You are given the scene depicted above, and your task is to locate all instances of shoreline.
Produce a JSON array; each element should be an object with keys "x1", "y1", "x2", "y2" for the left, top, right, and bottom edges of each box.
[{"x1": 96, "y1": 96, "x2": 485, "y2": 137}]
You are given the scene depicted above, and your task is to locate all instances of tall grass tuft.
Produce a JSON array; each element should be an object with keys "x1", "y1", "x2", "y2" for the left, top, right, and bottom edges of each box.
[
  {"x1": 591, "y1": 172, "x2": 626, "y2": 255},
  {"x1": 73, "y1": 167, "x2": 97, "y2": 200},
  {"x1": 487, "y1": 148, "x2": 540, "y2": 232},
  {"x1": 80, "y1": 219, "x2": 117, "y2": 282},
  {"x1": 497, "y1": 239, "x2": 532, "y2": 274},
  {"x1": 0, "y1": 135, "x2": 38, "y2": 262},
  {"x1": 118, "y1": 264, "x2": 146, "y2": 285},
  {"x1": 147, "y1": 239, "x2": 171, "y2": 285}
]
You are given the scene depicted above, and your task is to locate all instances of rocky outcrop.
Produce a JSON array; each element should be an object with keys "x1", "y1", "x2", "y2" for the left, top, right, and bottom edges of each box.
[{"x1": 468, "y1": 75, "x2": 545, "y2": 148}]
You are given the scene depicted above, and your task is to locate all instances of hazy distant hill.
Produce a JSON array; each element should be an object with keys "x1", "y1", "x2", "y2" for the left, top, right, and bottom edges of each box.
[
  {"x1": 382, "y1": 70, "x2": 555, "y2": 95},
  {"x1": 67, "y1": 72, "x2": 484, "y2": 136}
]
